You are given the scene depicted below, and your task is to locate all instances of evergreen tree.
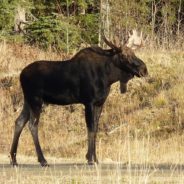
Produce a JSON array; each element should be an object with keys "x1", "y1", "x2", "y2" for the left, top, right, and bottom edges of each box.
[{"x1": 0, "y1": 0, "x2": 183, "y2": 49}]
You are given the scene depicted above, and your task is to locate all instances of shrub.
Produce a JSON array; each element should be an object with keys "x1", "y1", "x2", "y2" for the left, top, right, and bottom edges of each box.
[{"x1": 25, "y1": 15, "x2": 81, "y2": 52}]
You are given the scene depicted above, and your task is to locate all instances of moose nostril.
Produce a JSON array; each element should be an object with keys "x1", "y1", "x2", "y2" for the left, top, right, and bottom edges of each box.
[
  {"x1": 145, "y1": 67, "x2": 148, "y2": 73},
  {"x1": 143, "y1": 67, "x2": 148, "y2": 76},
  {"x1": 139, "y1": 67, "x2": 148, "y2": 77}
]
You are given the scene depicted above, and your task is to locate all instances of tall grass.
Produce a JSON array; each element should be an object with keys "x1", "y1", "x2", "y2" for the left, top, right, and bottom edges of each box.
[{"x1": 1, "y1": 132, "x2": 184, "y2": 183}]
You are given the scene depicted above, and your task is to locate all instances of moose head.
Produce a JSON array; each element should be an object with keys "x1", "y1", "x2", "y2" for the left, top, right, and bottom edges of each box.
[{"x1": 102, "y1": 30, "x2": 148, "y2": 93}]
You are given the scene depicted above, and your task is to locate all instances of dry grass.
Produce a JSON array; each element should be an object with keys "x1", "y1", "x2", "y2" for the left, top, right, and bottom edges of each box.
[{"x1": 0, "y1": 42, "x2": 184, "y2": 183}]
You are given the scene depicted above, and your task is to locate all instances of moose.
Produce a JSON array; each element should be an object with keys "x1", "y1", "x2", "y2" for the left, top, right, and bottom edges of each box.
[{"x1": 10, "y1": 30, "x2": 148, "y2": 166}]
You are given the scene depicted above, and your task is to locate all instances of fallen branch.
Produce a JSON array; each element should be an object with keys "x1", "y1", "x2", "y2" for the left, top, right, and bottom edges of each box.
[
  {"x1": 0, "y1": 71, "x2": 20, "y2": 79},
  {"x1": 107, "y1": 122, "x2": 128, "y2": 135}
]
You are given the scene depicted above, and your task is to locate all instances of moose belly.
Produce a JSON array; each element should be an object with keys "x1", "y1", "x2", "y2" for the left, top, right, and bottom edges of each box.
[{"x1": 42, "y1": 91, "x2": 79, "y2": 105}]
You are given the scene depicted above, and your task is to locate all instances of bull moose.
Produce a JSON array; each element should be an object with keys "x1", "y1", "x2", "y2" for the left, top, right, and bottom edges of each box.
[{"x1": 10, "y1": 30, "x2": 148, "y2": 166}]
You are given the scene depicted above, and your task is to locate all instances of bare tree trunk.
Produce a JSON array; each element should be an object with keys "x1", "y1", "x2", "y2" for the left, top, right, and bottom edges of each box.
[
  {"x1": 105, "y1": 0, "x2": 110, "y2": 38},
  {"x1": 66, "y1": 0, "x2": 69, "y2": 54},
  {"x1": 163, "y1": 7, "x2": 167, "y2": 48},
  {"x1": 100, "y1": 0, "x2": 111, "y2": 48},
  {"x1": 125, "y1": 0, "x2": 128, "y2": 35},
  {"x1": 78, "y1": 3, "x2": 86, "y2": 15},
  {"x1": 98, "y1": 0, "x2": 102, "y2": 46},
  {"x1": 177, "y1": 0, "x2": 182, "y2": 37},
  {"x1": 151, "y1": 0, "x2": 157, "y2": 47},
  {"x1": 14, "y1": 6, "x2": 26, "y2": 32}
]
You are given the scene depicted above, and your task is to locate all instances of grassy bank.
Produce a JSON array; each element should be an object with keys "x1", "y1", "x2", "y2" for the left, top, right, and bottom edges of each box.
[{"x1": 0, "y1": 42, "x2": 184, "y2": 166}]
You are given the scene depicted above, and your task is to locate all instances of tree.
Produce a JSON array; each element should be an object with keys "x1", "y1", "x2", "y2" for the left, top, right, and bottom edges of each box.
[
  {"x1": 0, "y1": 0, "x2": 183, "y2": 49},
  {"x1": 25, "y1": 15, "x2": 81, "y2": 53}
]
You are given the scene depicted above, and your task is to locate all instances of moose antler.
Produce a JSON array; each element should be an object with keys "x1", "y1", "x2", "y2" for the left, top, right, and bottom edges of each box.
[
  {"x1": 102, "y1": 32, "x2": 121, "y2": 51},
  {"x1": 125, "y1": 29, "x2": 143, "y2": 50}
]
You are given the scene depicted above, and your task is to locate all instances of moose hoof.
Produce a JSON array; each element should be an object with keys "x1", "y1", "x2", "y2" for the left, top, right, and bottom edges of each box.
[
  {"x1": 40, "y1": 161, "x2": 49, "y2": 167},
  {"x1": 88, "y1": 160, "x2": 95, "y2": 165},
  {"x1": 87, "y1": 160, "x2": 99, "y2": 165},
  {"x1": 10, "y1": 161, "x2": 18, "y2": 167},
  {"x1": 10, "y1": 158, "x2": 18, "y2": 167}
]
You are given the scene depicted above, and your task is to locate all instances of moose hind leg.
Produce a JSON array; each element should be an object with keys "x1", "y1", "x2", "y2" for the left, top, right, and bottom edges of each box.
[
  {"x1": 10, "y1": 101, "x2": 30, "y2": 166},
  {"x1": 28, "y1": 108, "x2": 48, "y2": 167}
]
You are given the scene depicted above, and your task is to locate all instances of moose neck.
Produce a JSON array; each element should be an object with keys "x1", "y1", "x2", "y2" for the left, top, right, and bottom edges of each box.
[{"x1": 108, "y1": 60, "x2": 133, "y2": 86}]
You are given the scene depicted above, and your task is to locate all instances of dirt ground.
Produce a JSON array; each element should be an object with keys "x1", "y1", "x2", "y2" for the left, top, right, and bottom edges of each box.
[{"x1": 0, "y1": 155, "x2": 184, "y2": 184}]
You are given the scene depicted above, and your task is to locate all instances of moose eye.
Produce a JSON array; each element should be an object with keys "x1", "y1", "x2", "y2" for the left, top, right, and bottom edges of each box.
[{"x1": 132, "y1": 59, "x2": 140, "y2": 66}]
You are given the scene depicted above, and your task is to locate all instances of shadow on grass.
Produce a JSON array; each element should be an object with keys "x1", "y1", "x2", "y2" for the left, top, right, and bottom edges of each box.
[{"x1": 1, "y1": 162, "x2": 184, "y2": 171}]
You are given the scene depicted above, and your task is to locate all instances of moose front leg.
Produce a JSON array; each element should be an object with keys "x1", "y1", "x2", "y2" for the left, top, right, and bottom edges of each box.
[
  {"x1": 85, "y1": 104, "x2": 103, "y2": 164},
  {"x1": 86, "y1": 131, "x2": 97, "y2": 164}
]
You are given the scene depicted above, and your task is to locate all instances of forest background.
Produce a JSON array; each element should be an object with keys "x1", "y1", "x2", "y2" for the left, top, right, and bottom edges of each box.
[{"x1": 0, "y1": 0, "x2": 184, "y2": 52}]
